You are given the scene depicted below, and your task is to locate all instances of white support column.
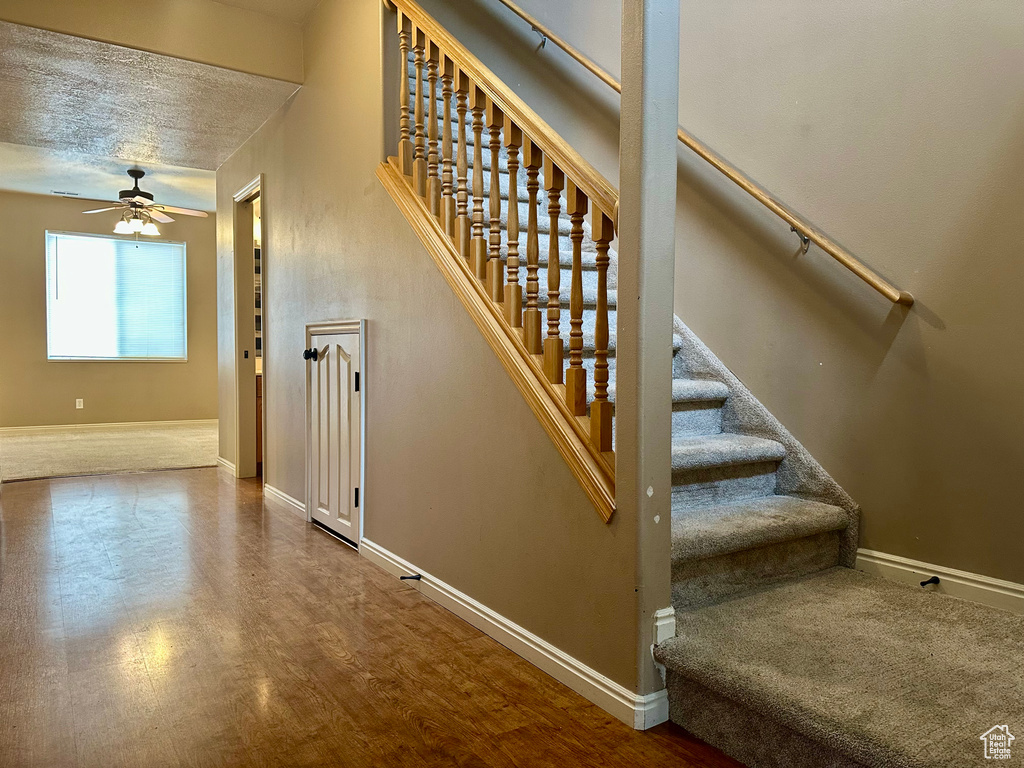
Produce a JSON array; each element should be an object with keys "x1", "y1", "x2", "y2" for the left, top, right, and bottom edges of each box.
[{"x1": 616, "y1": 0, "x2": 681, "y2": 716}]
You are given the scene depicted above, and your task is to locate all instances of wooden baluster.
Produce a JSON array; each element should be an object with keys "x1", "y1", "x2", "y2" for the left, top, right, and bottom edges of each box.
[
  {"x1": 426, "y1": 41, "x2": 441, "y2": 215},
  {"x1": 412, "y1": 29, "x2": 426, "y2": 196},
  {"x1": 590, "y1": 210, "x2": 614, "y2": 451},
  {"x1": 522, "y1": 138, "x2": 542, "y2": 353},
  {"x1": 397, "y1": 13, "x2": 413, "y2": 175},
  {"x1": 440, "y1": 56, "x2": 455, "y2": 237},
  {"x1": 470, "y1": 86, "x2": 487, "y2": 280},
  {"x1": 486, "y1": 99, "x2": 505, "y2": 303},
  {"x1": 503, "y1": 118, "x2": 522, "y2": 327},
  {"x1": 543, "y1": 159, "x2": 565, "y2": 384},
  {"x1": 565, "y1": 180, "x2": 588, "y2": 416},
  {"x1": 454, "y1": 69, "x2": 471, "y2": 259}
]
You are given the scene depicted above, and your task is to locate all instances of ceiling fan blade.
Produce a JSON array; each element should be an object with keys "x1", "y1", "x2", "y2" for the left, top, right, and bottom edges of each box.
[
  {"x1": 153, "y1": 204, "x2": 209, "y2": 218},
  {"x1": 130, "y1": 195, "x2": 154, "y2": 205},
  {"x1": 150, "y1": 210, "x2": 174, "y2": 223},
  {"x1": 82, "y1": 206, "x2": 123, "y2": 214}
]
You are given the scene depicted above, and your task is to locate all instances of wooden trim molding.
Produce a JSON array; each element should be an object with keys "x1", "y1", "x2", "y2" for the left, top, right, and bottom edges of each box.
[
  {"x1": 360, "y1": 538, "x2": 667, "y2": 728},
  {"x1": 857, "y1": 549, "x2": 1024, "y2": 615},
  {"x1": 377, "y1": 158, "x2": 615, "y2": 521},
  {"x1": 264, "y1": 484, "x2": 306, "y2": 519},
  {"x1": 0, "y1": 419, "x2": 217, "y2": 435}
]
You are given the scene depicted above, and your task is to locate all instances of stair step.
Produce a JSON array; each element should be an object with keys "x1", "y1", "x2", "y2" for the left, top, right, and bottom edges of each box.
[
  {"x1": 478, "y1": 169, "x2": 530, "y2": 203},
  {"x1": 602, "y1": 377, "x2": 727, "y2": 406},
  {"x1": 672, "y1": 434, "x2": 785, "y2": 474},
  {"x1": 654, "y1": 567, "x2": 1024, "y2": 768},
  {"x1": 490, "y1": 200, "x2": 573, "y2": 237},
  {"x1": 671, "y1": 495, "x2": 848, "y2": 563},
  {"x1": 669, "y1": 378, "x2": 730, "y2": 436},
  {"x1": 496, "y1": 264, "x2": 615, "y2": 308},
  {"x1": 499, "y1": 244, "x2": 605, "y2": 273},
  {"x1": 671, "y1": 377, "x2": 729, "y2": 403}
]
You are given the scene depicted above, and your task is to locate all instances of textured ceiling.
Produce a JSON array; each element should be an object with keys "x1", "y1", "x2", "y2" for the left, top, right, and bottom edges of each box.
[
  {"x1": 0, "y1": 20, "x2": 300, "y2": 170},
  {"x1": 212, "y1": 0, "x2": 322, "y2": 24},
  {"x1": 0, "y1": 142, "x2": 216, "y2": 211}
]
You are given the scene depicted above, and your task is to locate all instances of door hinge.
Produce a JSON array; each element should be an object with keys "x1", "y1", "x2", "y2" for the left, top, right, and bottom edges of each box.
[
  {"x1": 354, "y1": 487, "x2": 359, "y2": 507},
  {"x1": 354, "y1": 371, "x2": 360, "y2": 392}
]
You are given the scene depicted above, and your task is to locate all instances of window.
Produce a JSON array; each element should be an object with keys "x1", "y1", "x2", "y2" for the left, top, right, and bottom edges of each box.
[{"x1": 45, "y1": 231, "x2": 187, "y2": 361}]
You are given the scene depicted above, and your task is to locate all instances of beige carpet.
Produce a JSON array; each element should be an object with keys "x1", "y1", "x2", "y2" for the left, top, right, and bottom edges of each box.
[{"x1": 0, "y1": 421, "x2": 219, "y2": 482}]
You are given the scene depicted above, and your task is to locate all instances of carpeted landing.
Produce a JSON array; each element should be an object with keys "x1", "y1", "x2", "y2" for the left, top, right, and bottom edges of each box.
[
  {"x1": 654, "y1": 567, "x2": 1024, "y2": 768},
  {"x1": 0, "y1": 421, "x2": 218, "y2": 482}
]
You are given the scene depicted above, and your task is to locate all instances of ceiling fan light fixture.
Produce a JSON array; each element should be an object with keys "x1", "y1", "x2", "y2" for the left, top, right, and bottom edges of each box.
[
  {"x1": 113, "y1": 217, "x2": 134, "y2": 235},
  {"x1": 128, "y1": 214, "x2": 145, "y2": 233},
  {"x1": 141, "y1": 220, "x2": 160, "y2": 236}
]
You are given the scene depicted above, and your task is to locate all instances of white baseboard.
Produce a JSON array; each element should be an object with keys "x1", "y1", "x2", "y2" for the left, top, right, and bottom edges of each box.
[
  {"x1": 857, "y1": 549, "x2": 1024, "y2": 615},
  {"x1": 216, "y1": 457, "x2": 236, "y2": 473},
  {"x1": 0, "y1": 419, "x2": 217, "y2": 435},
  {"x1": 359, "y1": 537, "x2": 668, "y2": 730},
  {"x1": 264, "y1": 484, "x2": 306, "y2": 519}
]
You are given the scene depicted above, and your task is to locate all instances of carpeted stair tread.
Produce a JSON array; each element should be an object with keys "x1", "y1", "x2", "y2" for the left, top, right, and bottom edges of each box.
[
  {"x1": 654, "y1": 566, "x2": 1024, "y2": 768},
  {"x1": 672, "y1": 433, "x2": 786, "y2": 473},
  {"x1": 559, "y1": 326, "x2": 683, "y2": 361},
  {"x1": 671, "y1": 495, "x2": 848, "y2": 563},
  {"x1": 670, "y1": 377, "x2": 730, "y2": 404},
  {"x1": 499, "y1": 244, "x2": 603, "y2": 272},
  {"x1": 604, "y1": 377, "x2": 729, "y2": 405}
]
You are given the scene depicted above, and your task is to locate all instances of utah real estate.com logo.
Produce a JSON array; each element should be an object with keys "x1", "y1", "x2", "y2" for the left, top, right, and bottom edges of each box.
[{"x1": 980, "y1": 725, "x2": 1015, "y2": 760}]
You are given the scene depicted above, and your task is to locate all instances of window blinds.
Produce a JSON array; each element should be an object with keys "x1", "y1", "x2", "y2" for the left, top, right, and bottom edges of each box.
[{"x1": 45, "y1": 232, "x2": 187, "y2": 361}]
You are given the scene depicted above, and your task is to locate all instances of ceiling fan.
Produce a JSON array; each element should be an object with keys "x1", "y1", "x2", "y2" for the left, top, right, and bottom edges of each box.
[{"x1": 82, "y1": 168, "x2": 208, "y2": 236}]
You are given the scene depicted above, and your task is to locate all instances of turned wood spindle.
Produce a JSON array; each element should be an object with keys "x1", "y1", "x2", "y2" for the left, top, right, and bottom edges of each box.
[
  {"x1": 543, "y1": 159, "x2": 565, "y2": 384},
  {"x1": 522, "y1": 138, "x2": 542, "y2": 353},
  {"x1": 590, "y1": 210, "x2": 614, "y2": 451},
  {"x1": 440, "y1": 56, "x2": 455, "y2": 237},
  {"x1": 503, "y1": 118, "x2": 523, "y2": 327},
  {"x1": 412, "y1": 29, "x2": 427, "y2": 196},
  {"x1": 426, "y1": 42, "x2": 441, "y2": 215},
  {"x1": 397, "y1": 14, "x2": 413, "y2": 175},
  {"x1": 565, "y1": 181, "x2": 588, "y2": 417},
  {"x1": 470, "y1": 86, "x2": 487, "y2": 280},
  {"x1": 454, "y1": 69, "x2": 471, "y2": 259},
  {"x1": 486, "y1": 100, "x2": 505, "y2": 304}
]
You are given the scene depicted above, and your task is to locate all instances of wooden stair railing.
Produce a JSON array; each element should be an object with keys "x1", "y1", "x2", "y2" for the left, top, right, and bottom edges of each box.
[{"x1": 377, "y1": 0, "x2": 618, "y2": 521}]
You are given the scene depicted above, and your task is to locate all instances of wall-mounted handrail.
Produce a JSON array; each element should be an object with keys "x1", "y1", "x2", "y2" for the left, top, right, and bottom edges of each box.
[{"x1": 491, "y1": 0, "x2": 914, "y2": 306}]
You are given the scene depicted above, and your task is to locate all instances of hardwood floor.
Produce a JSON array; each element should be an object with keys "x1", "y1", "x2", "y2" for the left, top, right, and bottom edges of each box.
[{"x1": 0, "y1": 468, "x2": 740, "y2": 768}]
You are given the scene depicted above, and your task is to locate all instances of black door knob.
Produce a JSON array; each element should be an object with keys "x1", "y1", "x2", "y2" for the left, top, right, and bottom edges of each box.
[{"x1": 302, "y1": 347, "x2": 319, "y2": 361}]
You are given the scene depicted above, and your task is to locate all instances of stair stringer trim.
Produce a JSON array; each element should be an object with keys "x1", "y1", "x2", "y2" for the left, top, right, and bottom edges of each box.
[
  {"x1": 669, "y1": 316, "x2": 860, "y2": 565},
  {"x1": 377, "y1": 158, "x2": 616, "y2": 521}
]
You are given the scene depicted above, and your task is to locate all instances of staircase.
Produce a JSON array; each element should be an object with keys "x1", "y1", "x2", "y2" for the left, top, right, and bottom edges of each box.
[{"x1": 380, "y1": 4, "x2": 1024, "y2": 767}]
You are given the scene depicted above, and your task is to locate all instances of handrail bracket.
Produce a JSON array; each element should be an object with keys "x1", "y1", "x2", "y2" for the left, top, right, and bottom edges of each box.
[{"x1": 791, "y1": 226, "x2": 811, "y2": 255}]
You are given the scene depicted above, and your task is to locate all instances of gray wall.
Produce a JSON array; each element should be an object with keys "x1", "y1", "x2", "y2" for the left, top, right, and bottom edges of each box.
[
  {"x1": 0, "y1": 189, "x2": 218, "y2": 427},
  {"x1": 411, "y1": 0, "x2": 1024, "y2": 583},
  {"x1": 217, "y1": 0, "x2": 640, "y2": 689}
]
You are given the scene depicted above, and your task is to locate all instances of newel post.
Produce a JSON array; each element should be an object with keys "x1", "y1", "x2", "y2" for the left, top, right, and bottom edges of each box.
[{"x1": 617, "y1": 0, "x2": 680, "y2": 721}]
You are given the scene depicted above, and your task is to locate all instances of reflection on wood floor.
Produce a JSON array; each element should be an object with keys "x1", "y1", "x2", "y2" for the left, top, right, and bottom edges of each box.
[{"x1": 0, "y1": 468, "x2": 739, "y2": 767}]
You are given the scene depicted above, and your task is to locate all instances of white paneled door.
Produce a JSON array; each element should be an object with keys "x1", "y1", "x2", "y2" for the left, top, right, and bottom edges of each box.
[{"x1": 305, "y1": 321, "x2": 363, "y2": 546}]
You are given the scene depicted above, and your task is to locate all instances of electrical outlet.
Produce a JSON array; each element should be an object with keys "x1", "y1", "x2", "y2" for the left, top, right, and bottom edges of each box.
[{"x1": 75, "y1": 399, "x2": 84, "y2": 409}]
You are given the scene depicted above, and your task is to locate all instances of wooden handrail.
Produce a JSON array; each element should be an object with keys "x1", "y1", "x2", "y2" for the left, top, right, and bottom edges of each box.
[
  {"x1": 392, "y1": 0, "x2": 619, "y2": 229},
  {"x1": 490, "y1": 0, "x2": 914, "y2": 306}
]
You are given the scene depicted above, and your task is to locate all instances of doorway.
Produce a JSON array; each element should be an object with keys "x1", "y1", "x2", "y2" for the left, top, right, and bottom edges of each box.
[
  {"x1": 232, "y1": 175, "x2": 264, "y2": 479},
  {"x1": 305, "y1": 320, "x2": 365, "y2": 546}
]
